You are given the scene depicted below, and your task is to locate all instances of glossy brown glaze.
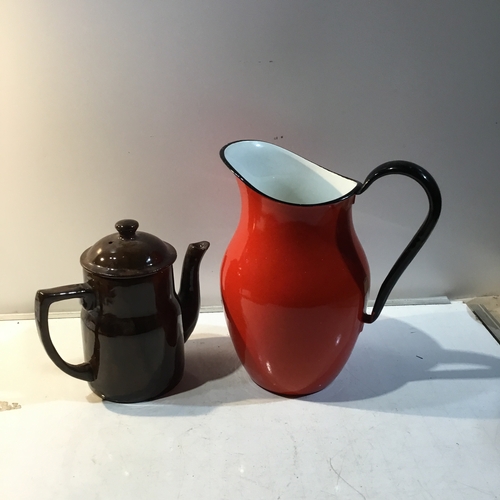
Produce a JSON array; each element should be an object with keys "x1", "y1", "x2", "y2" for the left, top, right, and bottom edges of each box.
[
  {"x1": 80, "y1": 268, "x2": 184, "y2": 402},
  {"x1": 35, "y1": 220, "x2": 209, "y2": 403}
]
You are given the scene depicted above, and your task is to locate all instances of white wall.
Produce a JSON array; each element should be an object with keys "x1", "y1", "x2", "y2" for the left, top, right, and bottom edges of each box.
[{"x1": 1, "y1": 0, "x2": 499, "y2": 314}]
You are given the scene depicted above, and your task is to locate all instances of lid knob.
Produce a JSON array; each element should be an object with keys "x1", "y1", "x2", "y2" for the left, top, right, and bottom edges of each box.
[{"x1": 115, "y1": 219, "x2": 139, "y2": 240}]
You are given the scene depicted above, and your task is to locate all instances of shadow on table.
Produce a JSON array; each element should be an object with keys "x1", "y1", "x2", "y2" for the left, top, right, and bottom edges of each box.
[
  {"x1": 303, "y1": 317, "x2": 500, "y2": 418},
  {"x1": 104, "y1": 318, "x2": 500, "y2": 418},
  {"x1": 167, "y1": 334, "x2": 242, "y2": 395},
  {"x1": 102, "y1": 332, "x2": 280, "y2": 416}
]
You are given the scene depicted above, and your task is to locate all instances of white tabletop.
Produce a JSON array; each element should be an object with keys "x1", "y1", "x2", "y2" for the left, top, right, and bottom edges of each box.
[{"x1": 1, "y1": 302, "x2": 499, "y2": 499}]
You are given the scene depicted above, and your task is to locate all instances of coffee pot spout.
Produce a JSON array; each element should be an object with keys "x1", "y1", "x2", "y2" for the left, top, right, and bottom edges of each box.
[{"x1": 177, "y1": 241, "x2": 210, "y2": 341}]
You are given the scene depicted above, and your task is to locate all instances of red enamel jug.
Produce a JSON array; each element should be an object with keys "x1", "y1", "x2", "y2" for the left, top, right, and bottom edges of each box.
[{"x1": 220, "y1": 140, "x2": 441, "y2": 396}]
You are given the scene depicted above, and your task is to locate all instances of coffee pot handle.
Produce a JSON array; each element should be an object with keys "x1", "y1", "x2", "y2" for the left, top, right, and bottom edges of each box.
[
  {"x1": 35, "y1": 284, "x2": 96, "y2": 381},
  {"x1": 356, "y1": 161, "x2": 442, "y2": 324}
]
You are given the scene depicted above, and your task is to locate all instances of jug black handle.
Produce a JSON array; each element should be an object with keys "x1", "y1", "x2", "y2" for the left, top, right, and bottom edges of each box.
[
  {"x1": 35, "y1": 284, "x2": 96, "y2": 381},
  {"x1": 356, "y1": 160, "x2": 442, "y2": 324}
]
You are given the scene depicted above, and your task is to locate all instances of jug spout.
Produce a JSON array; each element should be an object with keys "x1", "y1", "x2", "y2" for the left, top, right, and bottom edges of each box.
[
  {"x1": 177, "y1": 241, "x2": 210, "y2": 341},
  {"x1": 220, "y1": 140, "x2": 360, "y2": 206}
]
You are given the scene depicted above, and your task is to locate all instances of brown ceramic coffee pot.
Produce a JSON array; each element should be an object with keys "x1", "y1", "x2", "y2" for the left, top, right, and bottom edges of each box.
[{"x1": 35, "y1": 219, "x2": 209, "y2": 403}]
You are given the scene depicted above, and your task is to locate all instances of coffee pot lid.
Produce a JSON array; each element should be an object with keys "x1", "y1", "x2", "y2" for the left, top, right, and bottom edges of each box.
[{"x1": 80, "y1": 219, "x2": 177, "y2": 277}]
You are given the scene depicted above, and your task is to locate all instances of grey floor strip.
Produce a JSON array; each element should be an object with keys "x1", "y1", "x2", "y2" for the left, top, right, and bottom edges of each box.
[
  {"x1": 367, "y1": 296, "x2": 451, "y2": 307},
  {"x1": 468, "y1": 304, "x2": 500, "y2": 344}
]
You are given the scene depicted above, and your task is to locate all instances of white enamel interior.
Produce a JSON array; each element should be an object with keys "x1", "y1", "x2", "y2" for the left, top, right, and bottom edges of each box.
[{"x1": 224, "y1": 141, "x2": 357, "y2": 205}]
